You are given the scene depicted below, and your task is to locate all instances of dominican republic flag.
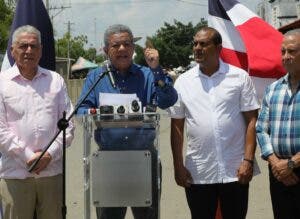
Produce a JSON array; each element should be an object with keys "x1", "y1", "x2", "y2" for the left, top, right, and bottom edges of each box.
[
  {"x1": 208, "y1": 0, "x2": 286, "y2": 98},
  {"x1": 1, "y1": 0, "x2": 55, "y2": 71}
]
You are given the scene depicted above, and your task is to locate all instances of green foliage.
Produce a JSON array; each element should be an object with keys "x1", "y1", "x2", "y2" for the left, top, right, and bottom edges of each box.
[
  {"x1": 55, "y1": 33, "x2": 86, "y2": 58},
  {"x1": 56, "y1": 19, "x2": 207, "y2": 67},
  {"x1": 133, "y1": 44, "x2": 147, "y2": 66},
  {"x1": 0, "y1": 0, "x2": 13, "y2": 53},
  {"x1": 134, "y1": 19, "x2": 207, "y2": 69},
  {"x1": 55, "y1": 33, "x2": 105, "y2": 63}
]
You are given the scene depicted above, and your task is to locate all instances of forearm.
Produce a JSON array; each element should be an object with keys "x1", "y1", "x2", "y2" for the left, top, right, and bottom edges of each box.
[
  {"x1": 256, "y1": 94, "x2": 275, "y2": 159},
  {"x1": 170, "y1": 118, "x2": 185, "y2": 168},
  {"x1": 291, "y1": 152, "x2": 300, "y2": 168},
  {"x1": 244, "y1": 131, "x2": 256, "y2": 161},
  {"x1": 171, "y1": 138, "x2": 184, "y2": 168},
  {"x1": 75, "y1": 73, "x2": 98, "y2": 115},
  {"x1": 49, "y1": 123, "x2": 74, "y2": 162},
  {"x1": 243, "y1": 110, "x2": 258, "y2": 161},
  {"x1": 267, "y1": 153, "x2": 280, "y2": 165}
]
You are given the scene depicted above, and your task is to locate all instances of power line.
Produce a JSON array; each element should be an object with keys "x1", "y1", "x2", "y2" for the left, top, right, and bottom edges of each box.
[
  {"x1": 72, "y1": 0, "x2": 170, "y2": 5},
  {"x1": 176, "y1": 0, "x2": 207, "y2": 6},
  {"x1": 63, "y1": 0, "x2": 206, "y2": 5}
]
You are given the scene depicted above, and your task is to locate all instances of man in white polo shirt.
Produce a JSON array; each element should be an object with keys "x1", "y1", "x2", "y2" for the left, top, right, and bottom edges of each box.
[{"x1": 168, "y1": 27, "x2": 260, "y2": 219}]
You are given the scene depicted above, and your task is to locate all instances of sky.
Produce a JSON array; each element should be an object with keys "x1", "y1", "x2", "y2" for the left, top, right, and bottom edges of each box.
[{"x1": 48, "y1": 0, "x2": 263, "y2": 51}]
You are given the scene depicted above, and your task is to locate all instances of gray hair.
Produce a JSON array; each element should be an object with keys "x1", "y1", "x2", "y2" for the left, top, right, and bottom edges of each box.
[
  {"x1": 12, "y1": 25, "x2": 41, "y2": 45},
  {"x1": 103, "y1": 24, "x2": 133, "y2": 47}
]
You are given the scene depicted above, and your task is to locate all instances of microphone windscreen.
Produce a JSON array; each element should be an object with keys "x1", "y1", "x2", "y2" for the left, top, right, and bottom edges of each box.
[{"x1": 102, "y1": 60, "x2": 111, "y2": 70}]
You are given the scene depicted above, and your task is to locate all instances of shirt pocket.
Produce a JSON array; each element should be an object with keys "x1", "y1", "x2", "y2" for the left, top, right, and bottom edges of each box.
[{"x1": 4, "y1": 96, "x2": 25, "y2": 121}]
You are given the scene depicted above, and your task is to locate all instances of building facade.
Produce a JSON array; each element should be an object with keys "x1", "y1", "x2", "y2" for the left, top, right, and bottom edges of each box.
[{"x1": 257, "y1": 0, "x2": 300, "y2": 28}]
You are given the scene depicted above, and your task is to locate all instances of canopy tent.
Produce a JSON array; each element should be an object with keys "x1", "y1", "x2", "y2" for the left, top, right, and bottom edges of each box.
[{"x1": 71, "y1": 57, "x2": 98, "y2": 72}]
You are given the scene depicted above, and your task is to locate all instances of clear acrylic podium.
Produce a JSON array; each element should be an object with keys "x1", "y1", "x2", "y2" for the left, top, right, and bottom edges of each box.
[{"x1": 78, "y1": 112, "x2": 161, "y2": 219}]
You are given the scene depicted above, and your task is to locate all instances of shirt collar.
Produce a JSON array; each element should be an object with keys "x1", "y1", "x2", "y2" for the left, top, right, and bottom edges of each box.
[
  {"x1": 198, "y1": 59, "x2": 228, "y2": 78},
  {"x1": 8, "y1": 65, "x2": 48, "y2": 80},
  {"x1": 282, "y1": 73, "x2": 290, "y2": 84}
]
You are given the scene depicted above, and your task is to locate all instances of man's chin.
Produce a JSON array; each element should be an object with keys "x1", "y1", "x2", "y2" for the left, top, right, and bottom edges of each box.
[
  {"x1": 194, "y1": 59, "x2": 204, "y2": 64},
  {"x1": 115, "y1": 63, "x2": 131, "y2": 72},
  {"x1": 19, "y1": 62, "x2": 38, "y2": 69}
]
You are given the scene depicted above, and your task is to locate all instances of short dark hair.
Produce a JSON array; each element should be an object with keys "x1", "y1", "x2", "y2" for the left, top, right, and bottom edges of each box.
[{"x1": 196, "y1": 26, "x2": 222, "y2": 45}]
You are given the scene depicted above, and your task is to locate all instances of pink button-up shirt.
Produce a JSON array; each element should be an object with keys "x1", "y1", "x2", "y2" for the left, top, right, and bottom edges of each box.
[{"x1": 0, "y1": 65, "x2": 75, "y2": 179}]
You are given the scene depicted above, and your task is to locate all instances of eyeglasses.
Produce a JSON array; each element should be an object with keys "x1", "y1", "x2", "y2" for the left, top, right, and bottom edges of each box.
[
  {"x1": 16, "y1": 42, "x2": 40, "y2": 50},
  {"x1": 109, "y1": 41, "x2": 134, "y2": 49}
]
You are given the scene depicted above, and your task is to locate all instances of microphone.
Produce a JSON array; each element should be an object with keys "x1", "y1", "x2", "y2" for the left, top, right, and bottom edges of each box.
[{"x1": 103, "y1": 60, "x2": 116, "y2": 89}]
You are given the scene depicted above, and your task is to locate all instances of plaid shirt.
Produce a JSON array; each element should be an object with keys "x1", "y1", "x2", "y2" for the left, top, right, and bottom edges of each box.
[{"x1": 257, "y1": 74, "x2": 300, "y2": 159}]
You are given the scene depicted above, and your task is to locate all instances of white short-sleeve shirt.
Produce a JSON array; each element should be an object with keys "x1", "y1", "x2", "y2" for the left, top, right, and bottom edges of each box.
[{"x1": 168, "y1": 60, "x2": 260, "y2": 184}]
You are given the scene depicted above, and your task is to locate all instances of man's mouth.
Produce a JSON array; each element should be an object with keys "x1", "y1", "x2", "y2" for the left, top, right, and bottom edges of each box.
[
  {"x1": 117, "y1": 55, "x2": 128, "y2": 59},
  {"x1": 195, "y1": 54, "x2": 203, "y2": 59},
  {"x1": 24, "y1": 56, "x2": 34, "y2": 61}
]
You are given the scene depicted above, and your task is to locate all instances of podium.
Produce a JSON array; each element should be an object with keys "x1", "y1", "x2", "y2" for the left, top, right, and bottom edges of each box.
[{"x1": 78, "y1": 112, "x2": 161, "y2": 219}]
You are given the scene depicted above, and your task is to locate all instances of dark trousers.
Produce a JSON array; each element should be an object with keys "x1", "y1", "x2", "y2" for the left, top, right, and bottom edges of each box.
[
  {"x1": 185, "y1": 182, "x2": 249, "y2": 219},
  {"x1": 269, "y1": 166, "x2": 300, "y2": 219}
]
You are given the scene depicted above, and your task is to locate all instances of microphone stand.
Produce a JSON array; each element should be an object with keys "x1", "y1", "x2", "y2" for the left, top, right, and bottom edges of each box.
[{"x1": 28, "y1": 67, "x2": 111, "y2": 219}]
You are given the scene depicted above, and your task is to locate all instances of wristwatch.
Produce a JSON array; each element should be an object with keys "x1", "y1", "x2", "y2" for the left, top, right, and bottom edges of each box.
[{"x1": 287, "y1": 158, "x2": 296, "y2": 169}]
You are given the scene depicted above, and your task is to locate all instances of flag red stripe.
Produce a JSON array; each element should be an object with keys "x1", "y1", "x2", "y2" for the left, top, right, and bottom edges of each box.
[
  {"x1": 236, "y1": 17, "x2": 286, "y2": 78},
  {"x1": 220, "y1": 48, "x2": 248, "y2": 70}
]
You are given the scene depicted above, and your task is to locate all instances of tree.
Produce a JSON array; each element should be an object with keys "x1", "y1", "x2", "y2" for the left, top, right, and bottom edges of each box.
[
  {"x1": 55, "y1": 33, "x2": 105, "y2": 64},
  {"x1": 55, "y1": 33, "x2": 87, "y2": 59},
  {"x1": 86, "y1": 47, "x2": 97, "y2": 62},
  {"x1": 134, "y1": 44, "x2": 147, "y2": 66},
  {"x1": 134, "y1": 19, "x2": 207, "y2": 69},
  {"x1": 0, "y1": 0, "x2": 13, "y2": 53}
]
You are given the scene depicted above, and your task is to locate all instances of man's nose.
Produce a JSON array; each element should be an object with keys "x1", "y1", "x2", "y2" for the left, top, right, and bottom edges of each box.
[{"x1": 282, "y1": 51, "x2": 291, "y2": 60}]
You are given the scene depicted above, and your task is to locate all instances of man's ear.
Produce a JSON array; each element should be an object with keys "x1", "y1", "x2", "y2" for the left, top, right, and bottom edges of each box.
[
  {"x1": 10, "y1": 45, "x2": 15, "y2": 59},
  {"x1": 217, "y1": 44, "x2": 222, "y2": 53},
  {"x1": 103, "y1": 47, "x2": 108, "y2": 55}
]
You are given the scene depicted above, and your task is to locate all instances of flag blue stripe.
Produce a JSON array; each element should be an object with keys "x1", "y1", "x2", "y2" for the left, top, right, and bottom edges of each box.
[
  {"x1": 219, "y1": 0, "x2": 240, "y2": 11},
  {"x1": 6, "y1": 0, "x2": 55, "y2": 71},
  {"x1": 208, "y1": 0, "x2": 240, "y2": 20}
]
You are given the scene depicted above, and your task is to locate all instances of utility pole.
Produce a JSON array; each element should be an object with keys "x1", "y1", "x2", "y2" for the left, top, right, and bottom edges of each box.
[
  {"x1": 50, "y1": 5, "x2": 71, "y2": 22},
  {"x1": 66, "y1": 21, "x2": 74, "y2": 76},
  {"x1": 44, "y1": 0, "x2": 71, "y2": 22},
  {"x1": 94, "y1": 18, "x2": 97, "y2": 49}
]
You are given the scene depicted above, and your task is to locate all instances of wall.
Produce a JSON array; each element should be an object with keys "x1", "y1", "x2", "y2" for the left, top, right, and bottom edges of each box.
[{"x1": 65, "y1": 79, "x2": 84, "y2": 105}]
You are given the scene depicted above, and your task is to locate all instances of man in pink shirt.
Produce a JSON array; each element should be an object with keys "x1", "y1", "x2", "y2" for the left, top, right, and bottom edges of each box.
[{"x1": 0, "y1": 25, "x2": 74, "y2": 219}]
